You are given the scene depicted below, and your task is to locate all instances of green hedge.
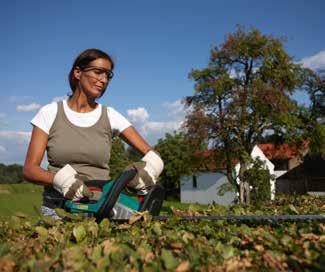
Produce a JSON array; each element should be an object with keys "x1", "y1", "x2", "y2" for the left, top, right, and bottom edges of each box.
[{"x1": 0, "y1": 195, "x2": 324, "y2": 271}]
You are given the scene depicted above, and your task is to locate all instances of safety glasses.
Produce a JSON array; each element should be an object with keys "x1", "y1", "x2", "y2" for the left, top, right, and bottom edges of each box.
[{"x1": 82, "y1": 65, "x2": 114, "y2": 80}]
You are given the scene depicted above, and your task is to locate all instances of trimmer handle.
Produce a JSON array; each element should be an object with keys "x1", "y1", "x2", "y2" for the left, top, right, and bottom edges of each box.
[{"x1": 95, "y1": 168, "x2": 137, "y2": 222}]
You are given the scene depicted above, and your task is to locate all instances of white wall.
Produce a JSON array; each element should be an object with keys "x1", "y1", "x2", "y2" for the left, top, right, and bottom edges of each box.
[{"x1": 180, "y1": 172, "x2": 236, "y2": 205}]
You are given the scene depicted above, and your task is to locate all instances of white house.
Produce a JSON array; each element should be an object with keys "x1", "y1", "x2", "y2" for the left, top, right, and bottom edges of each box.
[
  {"x1": 180, "y1": 172, "x2": 236, "y2": 205},
  {"x1": 180, "y1": 145, "x2": 275, "y2": 205}
]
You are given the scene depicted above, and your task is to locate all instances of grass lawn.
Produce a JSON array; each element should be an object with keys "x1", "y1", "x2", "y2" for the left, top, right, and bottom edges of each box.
[{"x1": 0, "y1": 183, "x2": 42, "y2": 218}]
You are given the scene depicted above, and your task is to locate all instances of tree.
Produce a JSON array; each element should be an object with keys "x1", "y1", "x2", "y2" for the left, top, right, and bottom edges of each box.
[
  {"x1": 155, "y1": 132, "x2": 204, "y2": 199},
  {"x1": 126, "y1": 146, "x2": 142, "y2": 162},
  {"x1": 303, "y1": 69, "x2": 325, "y2": 120},
  {"x1": 184, "y1": 26, "x2": 307, "y2": 204},
  {"x1": 108, "y1": 137, "x2": 132, "y2": 180},
  {"x1": 0, "y1": 163, "x2": 24, "y2": 183},
  {"x1": 243, "y1": 158, "x2": 273, "y2": 205},
  {"x1": 302, "y1": 69, "x2": 325, "y2": 157}
]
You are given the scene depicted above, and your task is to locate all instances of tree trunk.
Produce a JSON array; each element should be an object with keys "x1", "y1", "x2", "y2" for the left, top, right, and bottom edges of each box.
[
  {"x1": 240, "y1": 180, "x2": 245, "y2": 204},
  {"x1": 239, "y1": 161, "x2": 250, "y2": 204},
  {"x1": 244, "y1": 181, "x2": 250, "y2": 205}
]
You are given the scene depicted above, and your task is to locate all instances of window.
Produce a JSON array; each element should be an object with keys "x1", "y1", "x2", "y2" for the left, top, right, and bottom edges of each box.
[{"x1": 192, "y1": 175, "x2": 197, "y2": 188}]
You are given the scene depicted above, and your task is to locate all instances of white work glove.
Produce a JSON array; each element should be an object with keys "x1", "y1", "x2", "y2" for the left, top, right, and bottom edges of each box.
[
  {"x1": 125, "y1": 150, "x2": 164, "y2": 195},
  {"x1": 53, "y1": 164, "x2": 91, "y2": 201}
]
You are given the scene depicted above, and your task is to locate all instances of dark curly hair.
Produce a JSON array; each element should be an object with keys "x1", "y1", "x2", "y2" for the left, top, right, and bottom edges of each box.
[{"x1": 68, "y1": 48, "x2": 115, "y2": 97}]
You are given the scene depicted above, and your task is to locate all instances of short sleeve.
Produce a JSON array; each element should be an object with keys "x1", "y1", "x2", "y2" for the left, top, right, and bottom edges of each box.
[
  {"x1": 30, "y1": 102, "x2": 58, "y2": 135},
  {"x1": 107, "y1": 107, "x2": 132, "y2": 136}
]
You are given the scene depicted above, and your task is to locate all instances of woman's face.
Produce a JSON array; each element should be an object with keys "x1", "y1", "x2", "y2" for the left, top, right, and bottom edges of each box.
[{"x1": 75, "y1": 58, "x2": 113, "y2": 98}]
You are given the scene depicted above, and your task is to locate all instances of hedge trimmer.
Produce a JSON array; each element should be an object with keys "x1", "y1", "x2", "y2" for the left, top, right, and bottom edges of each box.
[
  {"x1": 63, "y1": 169, "x2": 164, "y2": 222},
  {"x1": 61, "y1": 169, "x2": 325, "y2": 223}
]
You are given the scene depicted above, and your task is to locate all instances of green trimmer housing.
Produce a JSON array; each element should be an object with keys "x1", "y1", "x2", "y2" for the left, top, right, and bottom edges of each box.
[{"x1": 64, "y1": 169, "x2": 165, "y2": 222}]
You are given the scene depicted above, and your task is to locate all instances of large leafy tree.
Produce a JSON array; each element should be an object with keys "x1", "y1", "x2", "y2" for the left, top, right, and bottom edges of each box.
[{"x1": 184, "y1": 26, "x2": 307, "y2": 204}]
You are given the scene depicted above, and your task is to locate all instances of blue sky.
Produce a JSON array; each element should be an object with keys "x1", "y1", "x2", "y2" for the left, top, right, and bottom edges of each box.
[{"x1": 1, "y1": 0, "x2": 324, "y2": 164}]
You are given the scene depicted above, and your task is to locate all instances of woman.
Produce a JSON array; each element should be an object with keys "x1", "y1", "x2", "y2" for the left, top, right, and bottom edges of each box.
[{"x1": 23, "y1": 48, "x2": 163, "y2": 218}]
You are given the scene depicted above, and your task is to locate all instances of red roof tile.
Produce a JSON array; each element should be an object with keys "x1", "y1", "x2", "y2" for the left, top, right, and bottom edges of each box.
[{"x1": 258, "y1": 142, "x2": 308, "y2": 160}]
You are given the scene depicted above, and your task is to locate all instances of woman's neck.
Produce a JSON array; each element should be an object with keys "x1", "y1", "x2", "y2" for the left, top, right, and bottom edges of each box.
[{"x1": 68, "y1": 91, "x2": 98, "y2": 113}]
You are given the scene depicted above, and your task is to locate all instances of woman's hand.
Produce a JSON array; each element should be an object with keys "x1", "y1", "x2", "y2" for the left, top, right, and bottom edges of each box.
[
  {"x1": 53, "y1": 164, "x2": 91, "y2": 201},
  {"x1": 125, "y1": 150, "x2": 164, "y2": 195}
]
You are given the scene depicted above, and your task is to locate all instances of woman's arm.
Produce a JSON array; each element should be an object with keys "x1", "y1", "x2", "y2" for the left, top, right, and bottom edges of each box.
[
  {"x1": 23, "y1": 126, "x2": 55, "y2": 186},
  {"x1": 119, "y1": 126, "x2": 163, "y2": 194},
  {"x1": 119, "y1": 126, "x2": 152, "y2": 155}
]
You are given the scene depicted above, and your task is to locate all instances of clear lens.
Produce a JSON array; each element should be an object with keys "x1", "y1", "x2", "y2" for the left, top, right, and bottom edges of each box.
[{"x1": 83, "y1": 66, "x2": 114, "y2": 80}]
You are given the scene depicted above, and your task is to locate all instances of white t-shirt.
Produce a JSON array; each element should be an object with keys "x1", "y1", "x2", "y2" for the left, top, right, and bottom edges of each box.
[{"x1": 31, "y1": 100, "x2": 131, "y2": 136}]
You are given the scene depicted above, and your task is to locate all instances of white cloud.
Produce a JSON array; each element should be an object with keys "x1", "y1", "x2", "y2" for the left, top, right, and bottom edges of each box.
[
  {"x1": 0, "y1": 131, "x2": 31, "y2": 144},
  {"x1": 14, "y1": 96, "x2": 67, "y2": 114},
  {"x1": 139, "y1": 120, "x2": 183, "y2": 145},
  {"x1": 300, "y1": 50, "x2": 325, "y2": 70},
  {"x1": 16, "y1": 103, "x2": 42, "y2": 112},
  {"x1": 52, "y1": 96, "x2": 68, "y2": 102},
  {"x1": 163, "y1": 99, "x2": 187, "y2": 120},
  {"x1": 142, "y1": 121, "x2": 183, "y2": 135},
  {"x1": 126, "y1": 100, "x2": 187, "y2": 144},
  {"x1": 0, "y1": 131, "x2": 31, "y2": 164},
  {"x1": 127, "y1": 107, "x2": 149, "y2": 124},
  {"x1": 0, "y1": 113, "x2": 7, "y2": 128},
  {"x1": 0, "y1": 145, "x2": 6, "y2": 153}
]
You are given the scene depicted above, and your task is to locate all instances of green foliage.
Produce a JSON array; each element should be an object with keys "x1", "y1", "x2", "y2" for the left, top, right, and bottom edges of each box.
[
  {"x1": 155, "y1": 132, "x2": 204, "y2": 195},
  {"x1": 243, "y1": 158, "x2": 272, "y2": 205},
  {"x1": 301, "y1": 69, "x2": 325, "y2": 157},
  {"x1": 308, "y1": 122, "x2": 325, "y2": 157},
  {"x1": 126, "y1": 146, "x2": 142, "y2": 162},
  {"x1": 109, "y1": 137, "x2": 132, "y2": 180},
  {"x1": 0, "y1": 195, "x2": 324, "y2": 271},
  {"x1": 166, "y1": 195, "x2": 324, "y2": 216},
  {"x1": 0, "y1": 163, "x2": 24, "y2": 184},
  {"x1": 217, "y1": 182, "x2": 237, "y2": 197},
  {"x1": 302, "y1": 68, "x2": 325, "y2": 120}
]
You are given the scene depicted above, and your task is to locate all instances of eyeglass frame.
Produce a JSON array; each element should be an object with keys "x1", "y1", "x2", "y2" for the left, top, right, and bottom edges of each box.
[{"x1": 80, "y1": 65, "x2": 114, "y2": 81}]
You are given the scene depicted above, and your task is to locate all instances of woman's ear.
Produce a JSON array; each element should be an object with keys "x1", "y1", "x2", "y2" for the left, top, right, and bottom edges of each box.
[{"x1": 73, "y1": 67, "x2": 82, "y2": 80}]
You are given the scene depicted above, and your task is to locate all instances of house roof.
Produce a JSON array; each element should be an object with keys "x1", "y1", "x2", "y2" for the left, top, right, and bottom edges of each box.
[
  {"x1": 257, "y1": 142, "x2": 308, "y2": 160},
  {"x1": 195, "y1": 141, "x2": 309, "y2": 171},
  {"x1": 194, "y1": 150, "x2": 238, "y2": 172}
]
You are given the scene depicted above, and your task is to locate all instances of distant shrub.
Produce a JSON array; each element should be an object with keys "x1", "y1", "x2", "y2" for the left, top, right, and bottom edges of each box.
[
  {"x1": 244, "y1": 158, "x2": 273, "y2": 205},
  {"x1": 0, "y1": 163, "x2": 24, "y2": 184}
]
